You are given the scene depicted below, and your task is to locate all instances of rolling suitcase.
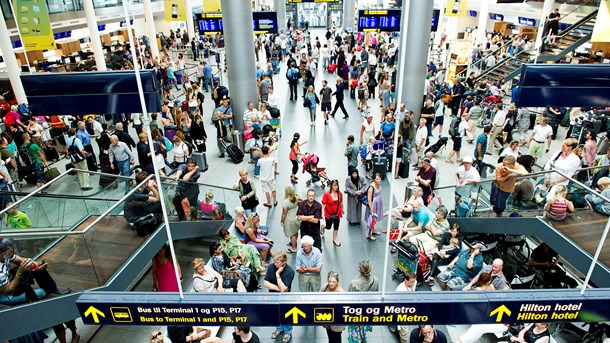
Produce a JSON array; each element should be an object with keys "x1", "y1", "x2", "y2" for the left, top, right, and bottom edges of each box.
[
  {"x1": 327, "y1": 63, "x2": 337, "y2": 73},
  {"x1": 398, "y1": 162, "x2": 409, "y2": 179},
  {"x1": 598, "y1": 136, "x2": 609, "y2": 155},
  {"x1": 86, "y1": 153, "x2": 98, "y2": 172},
  {"x1": 191, "y1": 152, "x2": 208, "y2": 172},
  {"x1": 164, "y1": 125, "x2": 178, "y2": 141},
  {"x1": 221, "y1": 140, "x2": 244, "y2": 164},
  {"x1": 373, "y1": 155, "x2": 387, "y2": 180}
]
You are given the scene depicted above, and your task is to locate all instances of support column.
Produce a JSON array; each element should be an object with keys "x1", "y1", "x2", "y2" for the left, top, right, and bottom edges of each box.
[
  {"x1": 82, "y1": 0, "x2": 107, "y2": 71},
  {"x1": 185, "y1": 0, "x2": 195, "y2": 43},
  {"x1": 274, "y1": 0, "x2": 286, "y2": 33},
  {"x1": 343, "y1": 0, "x2": 356, "y2": 32},
  {"x1": 143, "y1": 0, "x2": 160, "y2": 58},
  {"x1": 0, "y1": 6, "x2": 27, "y2": 103},
  {"x1": 221, "y1": 0, "x2": 258, "y2": 131},
  {"x1": 535, "y1": 0, "x2": 556, "y2": 50},
  {"x1": 399, "y1": 0, "x2": 434, "y2": 122},
  {"x1": 476, "y1": 0, "x2": 490, "y2": 46}
]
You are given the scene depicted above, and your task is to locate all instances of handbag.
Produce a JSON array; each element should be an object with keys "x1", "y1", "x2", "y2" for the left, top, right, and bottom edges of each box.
[
  {"x1": 303, "y1": 96, "x2": 312, "y2": 108},
  {"x1": 330, "y1": 214, "x2": 339, "y2": 220},
  {"x1": 351, "y1": 78, "x2": 358, "y2": 88},
  {"x1": 43, "y1": 167, "x2": 60, "y2": 182}
]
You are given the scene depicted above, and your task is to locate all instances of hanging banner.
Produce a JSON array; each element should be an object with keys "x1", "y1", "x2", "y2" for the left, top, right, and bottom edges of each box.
[
  {"x1": 165, "y1": 0, "x2": 187, "y2": 22},
  {"x1": 592, "y1": 0, "x2": 610, "y2": 42},
  {"x1": 445, "y1": 0, "x2": 468, "y2": 17},
  {"x1": 13, "y1": 0, "x2": 56, "y2": 50},
  {"x1": 202, "y1": 0, "x2": 221, "y2": 12}
]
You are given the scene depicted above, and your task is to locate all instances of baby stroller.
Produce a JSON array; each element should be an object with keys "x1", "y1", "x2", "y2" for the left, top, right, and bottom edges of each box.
[{"x1": 302, "y1": 153, "x2": 331, "y2": 189}]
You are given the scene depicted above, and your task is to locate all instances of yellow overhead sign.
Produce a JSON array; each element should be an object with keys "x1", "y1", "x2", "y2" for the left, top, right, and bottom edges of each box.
[
  {"x1": 165, "y1": 0, "x2": 187, "y2": 22},
  {"x1": 445, "y1": 0, "x2": 468, "y2": 17}
]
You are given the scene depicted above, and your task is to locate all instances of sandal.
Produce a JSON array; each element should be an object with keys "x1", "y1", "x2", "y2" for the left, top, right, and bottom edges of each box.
[
  {"x1": 287, "y1": 248, "x2": 297, "y2": 253},
  {"x1": 333, "y1": 241, "x2": 341, "y2": 247},
  {"x1": 274, "y1": 202, "x2": 278, "y2": 206},
  {"x1": 282, "y1": 334, "x2": 292, "y2": 343},
  {"x1": 391, "y1": 246, "x2": 397, "y2": 253},
  {"x1": 271, "y1": 330, "x2": 283, "y2": 339},
  {"x1": 428, "y1": 279, "x2": 435, "y2": 287},
  {"x1": 367, "y1": 236, "x2": 376, "y2": 241},
  {"x1": 263, "y1": 203, "x2": 272, "y2": 208}
]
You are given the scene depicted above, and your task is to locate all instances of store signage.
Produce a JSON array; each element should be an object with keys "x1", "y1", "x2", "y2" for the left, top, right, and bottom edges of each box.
[
  {"x1": 489, "y1": 13, "x2": 504, "y2": 21},
  {"x1": 518, "y1": 17, "x2": 536, "y2": 26},
  {"x1": 165, "y1": 0, "x2": 187, "y2": 22},
  {"x1": 328, "y1": 3, "x2": 342, "y2": 11},
  {"x1": 445, "y1": 0, "x2": 468, "y2": 17},
  {"x1": 77, "y1": 291, "x2": 610, "y2": 326},
  {"x1": 469, "y1": 10, "x2": 477, "y2": 17},
  {"x1": 358, "y1": 9, "x2": 401, "y2": 32},
  {"x1": 197, "y1": 12, "x2": 279, "y2": 35},
  {"x1": 53, "y1": 31, "x2": 72, "y2": 40},
  {"x1": 432, "y1": 9, "x2": 440, "y2": 32},
  {"x1": 119, "y1": 20, "x2": 134, "y2": 28}
]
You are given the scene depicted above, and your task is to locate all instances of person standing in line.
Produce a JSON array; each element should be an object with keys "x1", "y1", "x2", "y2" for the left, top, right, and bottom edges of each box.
[
  {"x1": 331, "y1": 78, "x2": 349, "y2": 119},
  {"x1": 66, "y1": 129, "x2": 91, "y2": 191},
  {"x1": 347, "y1": 260, "x2": 378, "y2": 342},
  {"x1": 297, "y1": 189, "x2": 324, "y2": 252},
  {"x1": 527, "y1": 117, "x2": 553, "y2": 162},
  {"x1": 266, "y1": 251, "x2": 295, "y2": 343},
  {"x1": 321, "y1": 271, "x2": 345, "y2": 342},
  {"x1": 421, "y1": 100, "x2": 435, "y2": 145},
  {"x1": 258, "y1": 146, "x2": 277, "y2": 208},
  {"x1": 319, "y1": 80, "x2": 333, "y2": 125},
  {"x1": 395, "y1": 271, "x2": 417, "y2": 343},
  {"x1": 322, "y1": 180, "x2": 344, "y2": 247},
  {"x1": 108, "y1": 135, "x2": 134, "y2": 193},
  {"x1": 77, "y1": 121, "x2": 95, "y2": 163},
  {"x1": 414, "y1": 119, "x2": 428, "y2": 170},
  {"x1": 295, "y1": 235, "x2": 323, "y2": 292},
  {"x1": 345, "y1": 135, "x2": 359, "y2": 171}
]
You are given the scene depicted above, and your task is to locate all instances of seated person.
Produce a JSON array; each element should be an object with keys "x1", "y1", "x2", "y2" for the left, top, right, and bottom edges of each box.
[
  {"x1": 436, "y1": 241, "x2": 484, "y2": 291},
  {"x1": 426, "y1": 224, "x2": 461, "y2": 286},
  {"x1": 218, "y1": 228, "x2": 265, "y2": 275},
  {"x1": 243, "y1": 213, "x2": 273, "y2": 264},
  {"x1": 510, "y1": 323, "x2": 551, "y2": 343},
  {"x1": 408, "y1": 206, "x2": 450, "y2": 253},
  {"x1": 586, "y1": 176, "x2": 610, "y2": 216},
  {"x1": 200, "y1": 189, "x2": 224, "y2": 220},
  {"x1": 233, "y1": 206, "x2": 247, "y2": 242},
  {"x1": 543, "y1": 185, "x2": 574, "y2": 221},
  {"x1": 124, "y1": 171, "x2": 162, "y2": 224},
  {"x1": 463, "y1": 258, "x2": 508, "y2": 291},
  {"x1": 528, "y1": 242, "x2": 577, "y2": 288},
  {"x1": 457, "y1": 324, "x2": 512, "y2": 343},
  {"x1": 0, "y1": 238, "x2": 70, "y2": 305},
  {"x1": 386, "y1": 186, "x2": 424, "y2": 227},
  {"x1": 209, "y1": 242, "x2": 258, "y2": 292},
  {"x1": 392, "y1": 202, "x2": 431, "y2": 249},
  {"x1": 172, "y1": 158, "x2": 201, "y2": 221},
  {"x1": 191, "y1": 257, "x2": 225, "y2": 293}
]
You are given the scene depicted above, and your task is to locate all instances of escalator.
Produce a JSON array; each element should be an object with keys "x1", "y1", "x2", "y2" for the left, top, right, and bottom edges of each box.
[
  {"x1": 476, "y1": 9, "x2": 598, "y2": 86},
  {"x1": 0, "y1": 169, "x2": 237, "y2": 340}
]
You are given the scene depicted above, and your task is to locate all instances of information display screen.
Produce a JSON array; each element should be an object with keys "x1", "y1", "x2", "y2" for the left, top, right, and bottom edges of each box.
[
  {"x1": 432, "y1": 9, "x2": 440, "y2": 32},
  {"x1": 489, "y1": 13, "x2": 504, "y2": 21},
  {"x1": 518, "y1": 17, "x2": 536, "y2": 26},
  {"x1": 358, "y1": 9, "x2": 401, "y2": 32},
  {"x1": 197, "y1": 12, "x2": 278, "y2": 34},
  {"x1": 53, "y1": 31, "x2": 72, "y2": 40}
]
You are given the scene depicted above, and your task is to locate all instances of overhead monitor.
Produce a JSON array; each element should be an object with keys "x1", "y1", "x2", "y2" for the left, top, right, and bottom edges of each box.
[
  {"x1": 432, "y1": 9, "x2": 440, "y2": 32},
  {"x1": 98, "y1": 24, "x2": 106, "y2": 31},
  {"x1": 358, "y1": 9, "x2": 401, "y2": 32},
  {"x1": 53, "y1": 31, "x2": 72, "y2": 40},
  {"x1": 469, "y1": 10, "x2": 477, "y2": 17},
  {"x1": 197, "y1": 12, "x2": 223, "y2": 34},
  {"x1": 120, "y1": 19, "x2": 134, "y2": 27},
  {"x1": 518, "y1": 17, "x2": 536, "y2": 26},
  {"x1": 489, "y1": 13, "x2": 504, "y2": 21},
  {"x1": 253, "y1": 11, "x2": 278, "y2": 34},
  {"x1": 197, "y1": 12, "x2": 279, "y2": 34}
]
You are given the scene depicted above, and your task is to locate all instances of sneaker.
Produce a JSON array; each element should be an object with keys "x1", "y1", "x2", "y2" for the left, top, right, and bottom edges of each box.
[{"x1": 282, "y1": 334, "x2": 292, "y2": 343}]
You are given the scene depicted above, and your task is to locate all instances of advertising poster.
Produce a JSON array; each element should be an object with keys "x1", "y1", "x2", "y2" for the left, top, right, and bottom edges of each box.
[
  {"x1": 202, "y1": 0, "x2": 221, "y2": 12},
  {"x1": 445, "y1": 0, "x2": 468, "y2": 17},
  {"x1": 165, "y1": 0, "x2": 187, "y2": 22},
  {"x1": 592, "y1": 0, "x2": 610, "y2": 42},
  {"x1": 13, "y1": 0, "x2": 56, "y2": 50}
]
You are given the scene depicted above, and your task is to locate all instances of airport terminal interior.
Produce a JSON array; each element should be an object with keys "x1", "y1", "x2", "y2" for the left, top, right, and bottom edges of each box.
[{"x1": 1, "y1": 0, "x2": 610, "y2": 342}]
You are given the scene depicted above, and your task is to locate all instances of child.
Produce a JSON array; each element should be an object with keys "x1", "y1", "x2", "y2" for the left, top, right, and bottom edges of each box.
[
  {"x1": 586, "y1": 176, "x2": 610, "y2": 216},
  {"x1": 461, "y1": 95, "x2": 474, "y2": 116},
  {"x1": 357, "y1": 82, "x2": 368, "y2": 113},
  {"x1": 4, "y1": 202, "x2": 32, "y2": 229},
  {"x1": 544, "y1": 185, "x2": 574, "y2": 221}
]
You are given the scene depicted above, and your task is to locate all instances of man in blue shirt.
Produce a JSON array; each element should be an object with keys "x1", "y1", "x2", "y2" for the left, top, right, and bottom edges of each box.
[
  {"x1": 295, "y1": 235, "x2": 323, "y2": 292},
  {"x1": 202, "y1": 61, "x2": 213, "y2": 92},
  {"x1": 437, "y1": 242, "x2": 484, "y2": 291},
  {"x1": 77, "y1": 121, "x2": 95, "y2": 163},
  {"x1": 396, "y1": 202, "x2": 431, "y2": 246},
  {"x1": 66, "y1": 128, "x2": 92, "y2": 191}
]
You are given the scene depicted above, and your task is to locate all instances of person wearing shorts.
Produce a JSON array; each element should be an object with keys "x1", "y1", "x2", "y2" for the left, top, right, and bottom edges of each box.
[
  {"x1": 319, "y1": 80, "x2": 333, "y2": 125},
  {"x1": 259, "y1": 146, "x2": 277, "y2": 207}
]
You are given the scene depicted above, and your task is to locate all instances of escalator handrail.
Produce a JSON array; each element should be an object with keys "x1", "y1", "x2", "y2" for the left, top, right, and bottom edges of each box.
[
  {"x1": 159, "y1": 174, "x2": 240, "y2": 193},
  {"x1": 0, "y1": 190, "x2": 122, "y2": 202},
  {"x1": 0, "y1": 174, "x2": 156, "y2": 238}
]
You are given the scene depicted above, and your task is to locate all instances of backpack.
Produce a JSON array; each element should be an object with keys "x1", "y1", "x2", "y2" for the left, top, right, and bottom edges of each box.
[
  {"x1": 163, "y1": 136, "x2": 173, "y2": 152},
  {"x1": 18, "y1": 103, "x2": 30, "y2": 116},
  {"x1": 18, "y1": 143, "x2": 35, "y2": 169},
  {"x1": 217, "y1": 85, "x2": 229, "y2": 99},
  {"x1": 287, "y1": 68, "x2": 299, "y2": 81},
  {"x1": 303, "y1": 96, "x2": 312, "y2": 108},
  {"x1": 360, "y1": 145, "x2": 368, "y2": 159},
  {"x1": 68, "y1": 138, "x2": 85, "y2": 163},
  {"x1": 448, "y1": 117, "x2": 461, "y2": 138}
]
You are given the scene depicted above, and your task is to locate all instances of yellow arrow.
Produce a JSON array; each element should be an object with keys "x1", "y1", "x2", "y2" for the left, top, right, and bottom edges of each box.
[
  {"x1": 489, "y1": 305, "x2": 512, "y2": 323},
  {"x1": 284, "y1": 306, "x2": 306, "y2": 324},
  {"x1": 84, "y1": 306, "x2": 105, "y2": 324}
]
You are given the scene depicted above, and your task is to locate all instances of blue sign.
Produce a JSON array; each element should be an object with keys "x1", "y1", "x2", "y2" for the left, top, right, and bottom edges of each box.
[
  {"x1": 77, "y1": 290, "x2": 610, "y2": 327},
  {"x1": 469, "y1": 10, "x2": 477, "y2": 17},
  {"x1": 432, "y1": 9, "x2": 440, "y2": 32},
  {"x1": 358, "y1": 9, "x2": 401, "y2": 32},
  {"x1": 120, "y1": 19, "x2": 134, "y2": 27},
  {"x1": 12, "y1": 40, "x2": 23, "y2": 49},
  {"x1": 98, "y1": 24, "x2": 106, "y2": 31},
  {"x1": 518, "y1": 17, "x2": 536, "y2": 26},
  {"x1": 53, "y1": 31, "x2": 72, "y2": 40},
  {"x1": 197, "y1": 12, "x2": 278, "y2": 34},
  {"x1": 489, "y1": 13, "x2": 504, "y2": 21}
]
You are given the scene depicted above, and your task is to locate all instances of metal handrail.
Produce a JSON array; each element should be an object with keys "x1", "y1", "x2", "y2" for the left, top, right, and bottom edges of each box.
[
  {"x1": 0, "y1": 174, "x2": 155, "y2": 238},
  {"x1": 556, "y1": 9, "x2": 598, "y2": 39},
  {"x1": 159, "y1": 175, "x2": 239, "y2": 193},
  {"x1": 456, "y1": 40, "x2": 514, "y2": 80}
]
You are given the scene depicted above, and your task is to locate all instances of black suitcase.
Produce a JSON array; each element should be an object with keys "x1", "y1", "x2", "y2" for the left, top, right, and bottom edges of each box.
[
  {"x1": 44, "y1": 147, "x2": 59, "y2": 162},
  {"x1": 191, "y1": 152, "x2": 208, "y2": 172},
  {"x1": 99, "y1": 164, "x2": 119, "y2": 188},
  {"x1": 221, "y1": 140, "x2": 244, "y2": 164},
  {"x1": 373, "y1": 155, "x2": 387, "y2": 180},
  {"x1": 398, "y1": 162, "x2": 409, "y2": 179},
  {"x1": 65, "y1": 163, "x2": 77, "y2": 175},
  {"x1": 86, "y1": 153, "x2": 98, "y2": 172}
]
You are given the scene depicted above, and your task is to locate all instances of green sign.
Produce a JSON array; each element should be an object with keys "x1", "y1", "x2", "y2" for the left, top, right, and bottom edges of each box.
[{"x1": 13, "y1": 0, "x2": 56, "y2": 50}]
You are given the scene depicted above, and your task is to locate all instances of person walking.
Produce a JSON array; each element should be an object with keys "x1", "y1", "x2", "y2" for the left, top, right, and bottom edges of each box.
[
  {"x1": 331, "y1": 78, "x2": 349, "y2": 119},
  {"x1": 304, "y1": 86, "x2": 318, "y2": 127},
  {"x1": 319, "y1": 80, "x2": 333, "y2": 125},
  {"x1": 66, "y1": 128, "x2": 91, "y2": 191},
  {"x1": 259, "y1": 146, "x2": 277, "y2": 207},
  {"x1": 108, "y1": 135, "x2": 134, "y2": 193}
]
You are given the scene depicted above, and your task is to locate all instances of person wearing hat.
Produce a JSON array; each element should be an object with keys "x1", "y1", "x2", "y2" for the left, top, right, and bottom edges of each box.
[
  {"x1": 415, "y1": 157, "x2": 437, "y2": 206},
  {"x1": 436, "y1": 241, "x2": 484, "y2": 291},
  {"x1": 455, "y1": 156, "x2": 481, "y2": 202}
]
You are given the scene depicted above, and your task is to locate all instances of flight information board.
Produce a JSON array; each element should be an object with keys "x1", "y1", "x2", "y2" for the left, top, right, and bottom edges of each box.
[
  {"x1": 358, "y1": 9, "x2": 401, "y2": 32},
  {"x1": 197, "y1": 12, "x2": 278, "y2": 34}
]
